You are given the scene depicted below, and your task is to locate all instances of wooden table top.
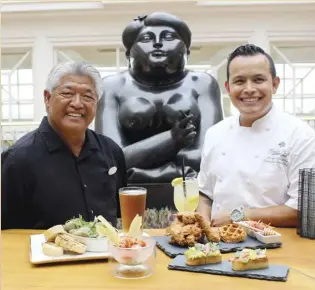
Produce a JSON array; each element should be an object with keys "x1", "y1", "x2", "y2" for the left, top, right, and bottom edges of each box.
[{"x1": 1, "y1": 228, "x2": 315, "y2": 290}]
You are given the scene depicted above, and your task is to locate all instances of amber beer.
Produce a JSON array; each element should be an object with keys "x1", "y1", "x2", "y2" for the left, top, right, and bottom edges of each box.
[{"x1": 119, "y1": 187, "x2": 147, "y2": 232}]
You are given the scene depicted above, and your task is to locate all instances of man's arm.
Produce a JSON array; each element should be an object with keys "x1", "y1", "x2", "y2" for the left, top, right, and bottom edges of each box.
[
  {"x1": 211, "y1": 204, "x2": 297, "y2": 227},
  {"x1": 245, "y1": 205, "x2": 297, "y2": 227},
  {"x1": 197, "y1": 192, "x2": 213, "y2": 222},
  {"x1": 1, "y1": 150, "x2": 31, "y2": 229}
]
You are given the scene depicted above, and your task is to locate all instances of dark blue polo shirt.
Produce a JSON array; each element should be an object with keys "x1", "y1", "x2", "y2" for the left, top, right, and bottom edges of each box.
[{"x1": 1, "y1": 117, "x2": 127, "y2": 229}]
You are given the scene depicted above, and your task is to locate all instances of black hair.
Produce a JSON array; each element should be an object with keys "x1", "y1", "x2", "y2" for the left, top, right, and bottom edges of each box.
[
  {"x1": 122, "y1": 12, "x2": 191, "y2": 57},
  {"x1": 226, "y1": 44, "x2": 276, "y2": 80}
]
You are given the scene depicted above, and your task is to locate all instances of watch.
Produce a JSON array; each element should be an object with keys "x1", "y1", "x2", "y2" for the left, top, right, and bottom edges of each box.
[{"x1": 230, "y1": 206, "x2": 245, "y2": 222}]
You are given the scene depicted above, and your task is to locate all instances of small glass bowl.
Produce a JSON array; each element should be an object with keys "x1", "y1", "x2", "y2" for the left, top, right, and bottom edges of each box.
[
  {"x1": 108, "y1": 235, "x2": 156, "y2": 279},
  {"x1": 109, "y1": 236, "x2": 155, "y2": 265}
]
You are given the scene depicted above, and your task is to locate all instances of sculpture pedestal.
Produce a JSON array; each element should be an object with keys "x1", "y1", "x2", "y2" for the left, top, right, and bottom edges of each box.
[{"x1": 130, "y1": 183, "x2": 175, "y2": 210}]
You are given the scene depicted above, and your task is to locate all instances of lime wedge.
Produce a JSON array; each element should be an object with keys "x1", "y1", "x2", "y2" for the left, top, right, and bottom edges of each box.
[
  {"x1": 128, "y1": 214, "x2": 142, "y2": 238},
  {"x1": 97, "y1": 215, "x2": 120, "y2": 246},
  {"x1": 171, "y1": 177, "x2": 183, "y2": 187},
  {"x1": 187, "y1": 195, "x2": 199, "y2": 203}
]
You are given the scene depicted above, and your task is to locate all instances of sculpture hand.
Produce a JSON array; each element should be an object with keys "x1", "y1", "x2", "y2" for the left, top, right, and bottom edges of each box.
[{"x1": 171, "y1": 114, "x2": 197, "y2": 148}]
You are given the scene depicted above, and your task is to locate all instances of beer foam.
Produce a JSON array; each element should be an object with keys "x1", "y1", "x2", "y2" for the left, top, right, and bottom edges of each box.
[{"x1": 120, "y1": 190, "x2": 146, "y2": 195}]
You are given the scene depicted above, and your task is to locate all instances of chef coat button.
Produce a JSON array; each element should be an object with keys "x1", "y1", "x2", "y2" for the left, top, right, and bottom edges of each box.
[
  {"x1": 266, "y1": 128, "x2": 270, "y2": 131},
  {"x1": 221, "y1": 152, "x2": 226, "y2": 156},
  {"x1": 84, "y1": 184, "x2": 87, "y2": 188}
]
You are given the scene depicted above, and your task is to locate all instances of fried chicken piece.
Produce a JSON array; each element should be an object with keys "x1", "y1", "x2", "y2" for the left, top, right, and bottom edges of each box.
[
  {"x1": 175, "y1": 212, "x2": 196, "y2": 224},
  {"x1": 194, "y1": 213, "x2": 220, "y2": 242},
  {"x1": 167, "y1": 219, "x2": 204, "y2": 247}
]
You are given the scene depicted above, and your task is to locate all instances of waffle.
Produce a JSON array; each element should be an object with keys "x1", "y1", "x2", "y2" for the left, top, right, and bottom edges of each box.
[{"x1": 219, "y1": 224, "x2": 247, "y2": 243}]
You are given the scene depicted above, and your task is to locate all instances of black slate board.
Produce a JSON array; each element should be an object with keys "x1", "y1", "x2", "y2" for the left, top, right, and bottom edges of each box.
[
  {"x1": 168, "y1": 255, "x2": 289, "y2": 282},
  {"x1": 154, "y1": 236, "x2": 282, "y2": 258}
]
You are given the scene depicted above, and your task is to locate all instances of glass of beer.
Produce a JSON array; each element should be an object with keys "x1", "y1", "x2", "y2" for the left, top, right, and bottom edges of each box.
[{"x1": 119, "y1": 187, "x2": 147, "y2": 233}]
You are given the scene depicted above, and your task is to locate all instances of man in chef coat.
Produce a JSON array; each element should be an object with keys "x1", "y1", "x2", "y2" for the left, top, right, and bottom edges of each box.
[{"x1": 197, "y1": 44, "x2": 315, "y2": 227}]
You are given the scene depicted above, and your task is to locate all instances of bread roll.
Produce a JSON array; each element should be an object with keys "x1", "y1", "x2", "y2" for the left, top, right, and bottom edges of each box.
[
  {"x1": 232, "y1": 257, "x2": 268, "y2": 271},
  {"x1": 44, "y1": 225, "x2": 66, "y2": 242},
  {"x1": 42, "y1": 242, "x2": 64, "y2": 257},
  {"x1": 55, "y1": 233, "x2": 87, "y2": 254}
]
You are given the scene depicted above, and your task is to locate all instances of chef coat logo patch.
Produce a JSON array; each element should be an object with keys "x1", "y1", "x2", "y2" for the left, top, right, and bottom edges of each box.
[{"x1": 265, "y1": 142, "x2": 289, "y2": 166}]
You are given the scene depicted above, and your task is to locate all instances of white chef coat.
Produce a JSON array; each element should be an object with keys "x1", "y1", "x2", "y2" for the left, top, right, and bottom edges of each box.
[{"x1": 198, "y1": 104, "x2": 315, "y2": 218}]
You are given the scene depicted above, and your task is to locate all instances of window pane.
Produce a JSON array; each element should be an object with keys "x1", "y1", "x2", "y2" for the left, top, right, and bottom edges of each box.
[
  {"x1": 301, "y1": 99, "x2": 315, "y2": 114},
  {"x1": 1, "y1": 104, "x2": 19, "y2": 120},
  {"x1": 2, "y1": 104, "x2": 9, "y2": 120},
  {"x1": 18, "y1": 69, "x2": 33, "y2": 84},
  {"x1": 11, "y1": 105, "x2": 19, "y2": 119},
  {"x1": 275, "y1": 64, "x2": 284, "y2": 78},
  {"x1": 295, "y1": 67, "x2": 313, "y2": 79},
  {"x1": 19, "y1": 104, "x2": 34, "y2": 119},
  {"x1": 284, "y1": 65, "x2": 293, "y2": 78},
  {"x1": 1, "y1": 85, "x2": 18, "y2": 102},
  {"x1": 1, "y1": 86, "x2": 10, "y2": 102},
  {"x1": 9, "y1": 70, "x2": 18, "y2": 84},
  {"x1": 273, "y1": 98, "x2": 284, "y2": 110},
  {"x1": 1, "y1": 73, "x2": 9, "y2": 85},
  {"x1": 19, "y1": 85, "x2": 34, "y2": 100},
  {"x1": 284, "y1": 99, "x2": 293, "y2": 114}
]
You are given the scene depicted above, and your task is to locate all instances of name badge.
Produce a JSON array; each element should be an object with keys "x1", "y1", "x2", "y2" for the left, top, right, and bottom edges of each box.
[{"x1": 108, "y1": 166, "x2": 117, "y2": 175}]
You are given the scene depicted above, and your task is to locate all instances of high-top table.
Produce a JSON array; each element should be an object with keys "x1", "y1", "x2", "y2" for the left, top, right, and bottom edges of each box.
[{"x1": 2, "y1": 229, "x2": 315, "y2": 290}]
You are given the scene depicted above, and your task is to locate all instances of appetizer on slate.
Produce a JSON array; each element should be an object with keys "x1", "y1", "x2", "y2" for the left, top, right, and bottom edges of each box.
[
  {"x1": 184, "y1": 242, "x2": 222, "y2": 266},
  {"x1": 229, "y1": 248, "x2": 268, "y2": 271}
]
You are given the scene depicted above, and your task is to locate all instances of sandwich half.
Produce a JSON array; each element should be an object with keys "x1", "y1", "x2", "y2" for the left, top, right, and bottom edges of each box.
[
  {"x1": 184, "y1": 242, "x2": 222, "y2": 266},
  {"x1": 229, "y1": 248, "x2": 268, "y2": 271}
]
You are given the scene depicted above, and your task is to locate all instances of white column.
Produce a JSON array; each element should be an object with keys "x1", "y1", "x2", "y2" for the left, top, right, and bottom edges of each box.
[
  {"x1": 248, "y1": 30, "x2": 270, "y2": 54},
  {"x1": 32, "y1": 36, "x2": 54, "y2": 121}
]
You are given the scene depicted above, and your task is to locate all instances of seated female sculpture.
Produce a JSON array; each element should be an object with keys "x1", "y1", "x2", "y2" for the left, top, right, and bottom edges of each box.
[{"x1": 95, "y1": 12, "x2": 223, "y2": 183}]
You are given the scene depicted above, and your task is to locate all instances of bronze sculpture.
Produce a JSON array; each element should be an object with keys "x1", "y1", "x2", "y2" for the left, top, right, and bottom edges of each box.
[{"x1": 95, "y1": 12, "x2": 223, "y2": 184}]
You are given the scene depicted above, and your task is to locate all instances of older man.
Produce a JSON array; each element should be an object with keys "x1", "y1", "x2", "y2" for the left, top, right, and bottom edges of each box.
[
  {"x1": 1, "y1": 61, "x2": 127, "y2": 229},
  {"x1": 197, "y1": 44, "x2": 315, "y2": 227}
]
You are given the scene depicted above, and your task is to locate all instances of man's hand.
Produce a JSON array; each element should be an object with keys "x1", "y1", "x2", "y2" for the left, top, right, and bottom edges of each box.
[
  {"x1": 196, "y1": 193, "x2": 212, "y2": 221},
  {"x1": 211, "y1": 210, "x2": 232, "y2": 227}
]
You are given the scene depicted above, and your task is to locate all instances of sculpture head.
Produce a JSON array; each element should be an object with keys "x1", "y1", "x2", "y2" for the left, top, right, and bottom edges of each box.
[{"x1": 122, "y1": 12, "x2": 191, "y2": 76}]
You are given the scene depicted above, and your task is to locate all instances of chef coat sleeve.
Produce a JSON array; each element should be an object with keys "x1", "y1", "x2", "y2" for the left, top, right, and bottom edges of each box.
[{"x1": 285, "y1": 124, "x2": 315, "y2": 209}]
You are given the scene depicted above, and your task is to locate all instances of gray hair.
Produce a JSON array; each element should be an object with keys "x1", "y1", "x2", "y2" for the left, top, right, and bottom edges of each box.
[{"x1": 45, "y1": 61, "x2": 104, "y2": 99}]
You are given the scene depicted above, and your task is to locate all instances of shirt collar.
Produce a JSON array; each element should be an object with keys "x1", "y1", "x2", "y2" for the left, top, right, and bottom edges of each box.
[{"x1": 38, "y1": 117, "x2": 100, "y2": 153}]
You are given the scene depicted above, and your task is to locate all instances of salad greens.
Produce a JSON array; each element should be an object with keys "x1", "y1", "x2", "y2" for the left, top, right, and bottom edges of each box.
[{"x1": 64, "y1": 215, "x2": 99, "y2": 238}]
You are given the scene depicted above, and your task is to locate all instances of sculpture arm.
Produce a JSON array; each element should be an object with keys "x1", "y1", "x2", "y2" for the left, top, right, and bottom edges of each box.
[
  {"x1": 175, "y1": 73, "x2": 223, "y2": 172},
  {"x1": 125, "y1": 112, "x2": 196, "y2": 169},
  {"x1": 124, "y1": 130, "x2": 178, "y2": 169},
  {"x1": 95, "y1": 86, "x2": 126, "y2": 148},
  {"x1": 194, "y1": 73, "x2": 223, "y2": 148},
  {"x1": 96, "y1": 93, "x2": 177, "y2": 168}
]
